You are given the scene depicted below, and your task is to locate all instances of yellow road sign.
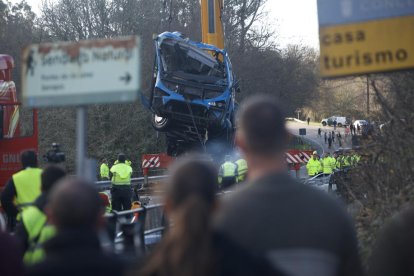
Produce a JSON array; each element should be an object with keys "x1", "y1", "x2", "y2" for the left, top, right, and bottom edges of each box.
[{"x1": 319, "y1": 15, "x2": 414, "y2": 78}]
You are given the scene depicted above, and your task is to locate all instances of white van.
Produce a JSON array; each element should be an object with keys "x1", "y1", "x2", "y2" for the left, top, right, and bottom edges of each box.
[{"x1": 321, "y1": 116, "x2": 349, "y2": 127}]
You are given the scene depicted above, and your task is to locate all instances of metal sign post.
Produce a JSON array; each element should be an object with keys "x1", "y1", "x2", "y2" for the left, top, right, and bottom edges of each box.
[
  {"x1": 76, "y1": 106, "x2": 87, "y2": 177},
  {"x1": 21, "y1": 36, "x2": 141, "y2": 178}
]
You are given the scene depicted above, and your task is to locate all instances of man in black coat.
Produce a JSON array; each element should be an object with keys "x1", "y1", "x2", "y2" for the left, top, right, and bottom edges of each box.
[
  {"x1": 27, "y1": 178, "x2": 124, "y2": 276},
  {"x1": 215, "y1": 96, "x2": 363, "y2": 276}
]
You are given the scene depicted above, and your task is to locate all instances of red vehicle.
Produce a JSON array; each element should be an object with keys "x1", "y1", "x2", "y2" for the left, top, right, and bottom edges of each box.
[{"x1": 0, "y1": 54, "x2": 38, "y2": 189}]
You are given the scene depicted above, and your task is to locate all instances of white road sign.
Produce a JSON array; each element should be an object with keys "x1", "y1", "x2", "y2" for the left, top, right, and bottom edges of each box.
[{"x1": 22, "y1": 36, "x2": 140, "y2": 107}]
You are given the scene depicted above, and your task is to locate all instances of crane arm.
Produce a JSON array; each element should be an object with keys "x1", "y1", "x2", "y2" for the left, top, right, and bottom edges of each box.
[{"x1": 201, "y1": 0, "x2": 225, "y2": 49}]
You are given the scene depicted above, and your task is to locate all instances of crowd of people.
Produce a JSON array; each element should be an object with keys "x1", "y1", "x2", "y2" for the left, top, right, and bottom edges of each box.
[
  {"x1": 306, "y1": 150, "x2": 360, "y2": 177},
  {"x1": 0, "y1": 95, "x2": 411, "y2": 276}
]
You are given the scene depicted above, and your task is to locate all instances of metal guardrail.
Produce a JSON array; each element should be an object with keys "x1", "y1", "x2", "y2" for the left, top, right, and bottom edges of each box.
[
  {"x1": 95, "y1": 175, "x2": 168, "y2": 190},
  {"x1": 105, "y1": 203, "x2": 166, "y2": 254},
  {"x1": 303, "y1": 172, "x2": 343, "y2": 193}
]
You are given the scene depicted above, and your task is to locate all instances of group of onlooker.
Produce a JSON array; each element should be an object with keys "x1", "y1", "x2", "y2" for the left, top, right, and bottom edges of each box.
[{"x1": 0, "y1": 95, "x2": 411, "y2": 276}]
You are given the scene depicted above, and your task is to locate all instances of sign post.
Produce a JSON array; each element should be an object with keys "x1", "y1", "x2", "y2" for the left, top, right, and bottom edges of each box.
[
  {"x1": 22, "y1": 36, "x2": 141, "y2": 178},
  {"x1": 317, "y1": 0, "x2": 414, "y2": 78},
  {"x1": 76, "y1": 107, "x2": 87, "y2": 176}
]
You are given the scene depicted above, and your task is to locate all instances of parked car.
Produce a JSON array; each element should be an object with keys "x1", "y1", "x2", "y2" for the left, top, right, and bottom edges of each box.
[
  {"x1": 321, "y1": 116, "x2": 349, "y2": 127},
  {"x1": 353, "y1": 120, "x2": 368, "y2": 129}
]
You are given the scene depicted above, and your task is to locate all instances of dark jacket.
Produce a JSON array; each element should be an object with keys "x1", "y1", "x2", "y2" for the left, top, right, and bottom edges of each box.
[
  {"x1": 135, "y1": 231, "x2": 284, "y2": 276},
  {"x1": 1, "y1": 178, "x2": 19, "y2": 219},
  {"x1": 213, "y1": 232, "x2": 284, "y2": 276},
  {"x1": 215, "y1": 172, "x2": 363, "y2": 276},
  {"x1": 368, "y1": 207, "x2": 414, "y2": 276},
  {"x1": 0, "y1": 232, "x2": 24, "y2": 276},
  {"x1": 27, "y1": 229, "x2": 124, "y2": 276}
]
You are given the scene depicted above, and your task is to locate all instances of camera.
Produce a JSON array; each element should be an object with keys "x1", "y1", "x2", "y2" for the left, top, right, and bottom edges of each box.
[{"x1": 44, "y1": 143, "x2": 66, "y2": 164}]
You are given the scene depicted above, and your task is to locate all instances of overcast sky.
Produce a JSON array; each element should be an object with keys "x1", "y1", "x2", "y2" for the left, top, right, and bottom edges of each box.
[{"x1": 11, "y1": 0, "x2": 320, "y2": 49}]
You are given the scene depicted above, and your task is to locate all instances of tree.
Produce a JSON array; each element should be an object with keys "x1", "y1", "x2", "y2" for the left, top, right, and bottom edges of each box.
[
  {"x1": 0, "y1": 0, "x2": 321, "y2": 172},
  {"x1": 0, "y1": 0, "x2": 38, "y2": 90},
  {"x1": 223, "y1": 0, "x2": 273, "y2": 54}
]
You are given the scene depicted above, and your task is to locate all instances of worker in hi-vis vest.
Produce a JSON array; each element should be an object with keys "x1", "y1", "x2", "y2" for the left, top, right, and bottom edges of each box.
[
  {"x1": 1, "y1": 151, "x2": 42, "y2": 230},
  {"x1": 110, "y1": 153, "x2": 133, "y2": 211},
  {"x1": 100, "y1": 159, "x2": 110, "y2": 180},
  {"x1": 15, "y1": 166, "x2": 66, "y2": 265},
  {"x1": 219, "y1": 155, "x2": 237, "y2": 189},
  {"x1": 322, "y1": 152, "x2": 336, "y2": 175},
  {"x1": 235, "y1": 158, "x2": 248, "y2": 183},
  {"x1": 306, "y1": 151, "x2": 322, "y2": 177}
]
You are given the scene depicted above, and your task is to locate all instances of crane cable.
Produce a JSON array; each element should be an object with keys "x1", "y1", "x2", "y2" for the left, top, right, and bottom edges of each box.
[
  {"x1": 185, "y1": 99, "x2": 206, "y2": 152},
  {"x1": 168, "y1": 0, "x2": 173, "y2": 31},
  {"x1": 160, "y1": 0, "x2": 174, "y2": 32}
]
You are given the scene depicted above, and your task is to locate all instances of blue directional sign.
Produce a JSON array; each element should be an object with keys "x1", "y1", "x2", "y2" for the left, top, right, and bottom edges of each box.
[{"x1": 318, "y1": 0, "x2": 414, "y2": 26}]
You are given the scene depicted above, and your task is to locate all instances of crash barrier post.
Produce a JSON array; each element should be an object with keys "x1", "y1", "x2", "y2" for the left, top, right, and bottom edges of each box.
[
  {"x1": 143, "y1": 168, "x2": 149, "y2": 187},
  {"x1": 141, "y1": 153, "x2": 172, "y2": 188},
  {"x1": 286, "y1": 150, "x2": 314, "y2": 179}
]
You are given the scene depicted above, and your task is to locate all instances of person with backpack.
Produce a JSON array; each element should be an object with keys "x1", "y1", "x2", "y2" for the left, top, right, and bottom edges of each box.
[{"x1": 14, "y1": 166, "x2": 66, "y2": 265}]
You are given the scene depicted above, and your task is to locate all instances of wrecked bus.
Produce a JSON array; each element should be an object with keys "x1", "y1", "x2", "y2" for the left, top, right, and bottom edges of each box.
[{"x1": 142, "y1": 32, "x2": 238, "y2": 157}]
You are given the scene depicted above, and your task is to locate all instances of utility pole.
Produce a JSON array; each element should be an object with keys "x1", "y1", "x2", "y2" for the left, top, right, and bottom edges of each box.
[
  {"x1": 296, "y1": 109, "x2": 301, "y2": 120},
  {"x1": 366, "y1": 75, "x2": 370, "y2": 115}
]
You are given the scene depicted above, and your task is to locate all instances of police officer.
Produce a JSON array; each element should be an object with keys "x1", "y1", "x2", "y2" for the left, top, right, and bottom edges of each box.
[
  {"x1": 15, "y1": 166, "x2": 66, "y2": 265},
  {"x1": 306, "y1": 151, "x2": 322, "y2": 177},
  {"x1": 1, "y1": 151, "x2": 42, "y2": 230},
  {"x1": 322, "y1": 153, "x2": 335, "y2": 175},
  {"x1": 110, "y1": 153, "x2": 133, "y2": 212},
  {"x1": 100, "y1": 159, "x2": 110, "y2": 180},
  {"x1": 235, "y1": 158, "x2": 248, "y2": 183},
  {"x1": 218, "y1": 155, "x2": 237, "y2": 189},
  {"x1": 114, "y1": 159, "x2": 132, "y2": 167}
]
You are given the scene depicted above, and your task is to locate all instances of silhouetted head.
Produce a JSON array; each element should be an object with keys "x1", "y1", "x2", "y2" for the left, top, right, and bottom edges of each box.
[
  {"x1": 21, "y1": 150, "x2": 38, "y2": 168},
  {"x1": 166, "y1": 156, "x2": 217, "y2": 212},
  {"x1": 48, "y1": 178, "x2": 104, "y2": 231},
  {"x1": 224, "y1": 155, "x2": 231, "y2": 162},
  {"x1": 41, "y1": 166, "x2": 66, "y2": 194},
  {"x1": 236, "y1": 95, "x2": 288, "y2": 157},
  {"x1": 117, "y1": 153, "x2": 126, "y2": 163},
  {"x1": 141, "y1": 156, "x2": 218, "y2": 276}
]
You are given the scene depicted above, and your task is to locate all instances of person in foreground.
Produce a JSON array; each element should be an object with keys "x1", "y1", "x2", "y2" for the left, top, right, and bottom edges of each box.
[
  {"x1": 27, "y1": 178, "x2": 124, "y2": 276},
  {"x1": 15, "y1": 165, "x2": 66, "y2": 265},
  {"x1": 367, "y1": 206, "x2": 414, "y2": 276},
  {"x1": 138, "y1": 156, "x2": 284, "y2": 276},
  {"x1": 215, "y1": 95, "x2": 363, "y2": 276},
  {"x1": 0, "y1": 230, "x2": 24, "y2": 276}
]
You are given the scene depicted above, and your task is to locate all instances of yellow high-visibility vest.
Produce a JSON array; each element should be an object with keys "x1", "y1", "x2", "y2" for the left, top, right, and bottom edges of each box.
[
  {"x1": 306, "y1": 158, "x2": 322, "y2": 176},
  {"x1": 100, "y1": 163, "x2": 109, "y2": 179},
  {"x1": 22, "y1": 206, "x2": 56, "y2": 265},
  {"x1": 110, "y1": 163, "x2": 132, "y2": 185},
  {"x1": 220, "y1": 162, "x2": 237, "y2": 178},
  {"x1": 12, "y1": 168, "x2": 42, "y2": 206},
  {"x1": 322, "y1": 157, "x2": 334, "y2": 174}
]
